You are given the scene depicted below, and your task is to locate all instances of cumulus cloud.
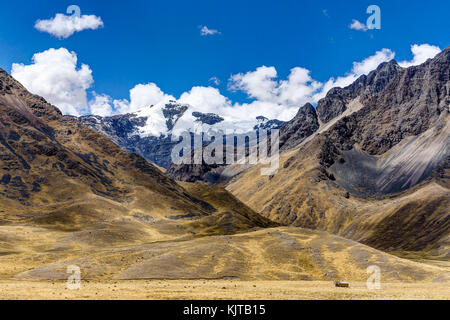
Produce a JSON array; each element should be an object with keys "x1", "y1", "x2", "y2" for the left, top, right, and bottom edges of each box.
[
  {"x1": 87, "y1": 82, "x2": 176, "y2": 117},
  {"x1": 129, "y1": 83, "x2": 175, "y2": 110},
  {"x1": 352, "y1": 49, "x2": 395, "y2": 74},
  {"x1": 89, "y1": 93, "x2": 114, "y2": 117},
  {"x1": 398, "y1": 44, "x2": 441, "y2": 68},
  {"x1": 227, "y1": 66, "x2": 322, "y2": 119},
  {"x1": 11, "y1": 48, "x2": 93, "y2": 116},
  {"x1": 179, "y1": 87, "x2": 230, "y2": 112},
  {"x1": 114, "y1": 83, "x2": 175, "y2": 114},
  {"x1": 349, "y1": 19, "x2": 368, "y2": 31},
  {"x1": 222, "y1": 48, "x2": 398, "y2": 121},
  {"x1": 229, "y1": 66, "x2": 279, "y2": 101},
  {"x1": 313, "y1": 48, "x2": 395, "y2": 101},
  {"x1": 35, "y1": 13, "x2": 104, "y2": 39},
  {"x1": 200, "y1": 26, "x2": 221, "y2": 36},
  {"x1": 278, "y1": 67, "x2": 322, "y2": 106},
  {"x1": 227, "y1": 49, "x2": 393, "y2": 110}
]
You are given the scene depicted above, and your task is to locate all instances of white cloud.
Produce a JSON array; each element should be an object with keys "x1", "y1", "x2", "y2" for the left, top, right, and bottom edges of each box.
[
  {"x1": 35, "y1": 13, "x2": 104, "y2": 39},
  {"x1": 352, "y1": 48, "x2": 395, "y2": 75},
  {"x1": 200, "y1": 26, "x2": 221, "y2": 36},
  {"x1": 11, "y1": 48, "x2": 93, "y2": 116},
  {"x1": 349, "y1": 19, "x2": 368, "y2": 31},
  {"x1": 129, "y1": 83, "x2": 175, "y2": 111},
  {"x1": 173, "y1": 87, "x2": 231, "y2": 135},
  {"x1": 227, "y1": 50, "x2": 394, "y2": 113},
  {"x1": 89, "y1": 93, "x2": 114, "y2": 117},
  {"x1": 223, "y1": 48, "x2": 398, "y2": 121},
  {"x1": 179, "y1": 86, "x2": 230, "y2": 112},
  {"x1": 313, "y1": 48, "x2": 395, "y2": 101},
  {"x1": 114, "y1": 83, "x2": 175, "y2": 114},
  {"x1": 278, "y1": 67, "x2": 322, "y2": 106},
  {"x1": 229, "y1": 66, "x2": 279, "y2": 101},
  {"x1": 398, "y1": 44, "x2": 441, "y2": 68},
  {"x1": 209, "y1": 77, "x2": 221, "y2": 86}
]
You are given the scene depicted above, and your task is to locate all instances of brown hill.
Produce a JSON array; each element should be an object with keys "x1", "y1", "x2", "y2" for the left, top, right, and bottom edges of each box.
[{"x1": 12, "y1": 227, "x2": 448, "y2": 282}]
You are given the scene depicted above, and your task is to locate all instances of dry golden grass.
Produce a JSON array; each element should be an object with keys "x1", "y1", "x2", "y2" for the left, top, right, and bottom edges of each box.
[
  {"x1": 1, "y1": 226, "x2": 448, "y2": 283},
  {"x1": 0, "y1": 280, "x2": 448, "y2": 300}
]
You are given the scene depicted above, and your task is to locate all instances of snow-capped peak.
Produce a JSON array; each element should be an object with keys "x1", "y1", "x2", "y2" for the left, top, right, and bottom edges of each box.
[{"x1": 130, "y1": 100, "x2": 285, "y2": 138}]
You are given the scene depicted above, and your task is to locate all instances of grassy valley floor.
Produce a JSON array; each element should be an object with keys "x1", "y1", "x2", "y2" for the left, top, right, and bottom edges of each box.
[{"x1": 0, "y1": 280, "x2": 448, "y2": 300}]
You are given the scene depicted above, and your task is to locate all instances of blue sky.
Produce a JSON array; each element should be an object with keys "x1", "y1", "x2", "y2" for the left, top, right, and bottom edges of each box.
[{"x1": 0, "y1": 0, "x2": 449, "y2": 119}]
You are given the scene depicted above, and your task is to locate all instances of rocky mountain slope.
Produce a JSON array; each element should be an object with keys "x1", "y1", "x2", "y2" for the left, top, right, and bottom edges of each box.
[
  {"x1": 319, "y1": 48, "x2": 449, "y2": 195},
  {"x1": 165, "y1": 59, "x2": 408, "y2": 183},
  {"x1": 78, "y1": 113, "x2": 178, "y2": 169},
  {"x1": 226, "y1": 47, "x2": 450, "y2": 259}
]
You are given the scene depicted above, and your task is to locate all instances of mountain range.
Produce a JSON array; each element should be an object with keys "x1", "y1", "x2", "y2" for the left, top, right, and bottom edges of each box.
[
  {"x1": 0, "y1": 48, "x2": 449, "y2": 282},
  {"x1": 79, "y1": 101, "x2": 285, "y2": 169}
]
